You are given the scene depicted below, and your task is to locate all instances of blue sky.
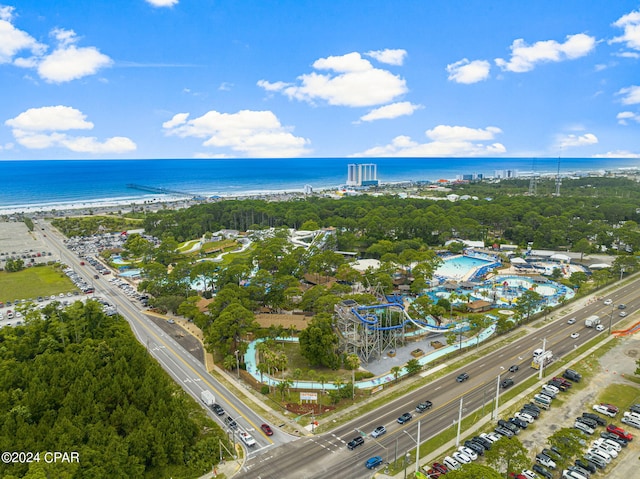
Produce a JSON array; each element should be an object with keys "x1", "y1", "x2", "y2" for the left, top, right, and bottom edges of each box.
[{"x1": 1, "y1": 0, "x2": 640, "y2": 160}]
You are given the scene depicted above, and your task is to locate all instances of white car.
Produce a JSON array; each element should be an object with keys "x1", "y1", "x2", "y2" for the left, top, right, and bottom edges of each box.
[
  {"x1": 452, "y1": 451, "x2": 471, "y2": 464},
  {"x1": 595, "y1": 324, "x2": 605, "y2": 331},
  {"x1": 567, "y1": 317, "x2": 576, "y2": 324},
  {"x1": 521, "y1": 470, "x2": 537, "y2": 479},
  {"x1": 458, "y1": 446, "x2": 477, "y2": 461},
  {"x1": 480, "y1": 432, "x2": 501, "y2": 443},
  {"x1": 515, "y1": 412, "x2": 535, "y2": 423},
  {"x1": 593, "y1": 404, "x2": 616, "y2": 417},
  {"x1": 238, "y1": 431, "x2": 256, "y2": 447},
  {"x1": 570, "y1": 332, "x2": 579, "y2": 339},
  {"x1": 604, "y1": 299, "x2": 613, "y2": 305}
]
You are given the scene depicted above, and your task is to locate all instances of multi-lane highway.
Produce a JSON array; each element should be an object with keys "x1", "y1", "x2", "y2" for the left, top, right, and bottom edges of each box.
[
  {"x1": 36, "y1": 222, "x2": 296, "y2": 457},
  {"x1": 240, "y1": 277, "x2": 640, "y2": 479},
  {"x1": 33, "y1": 222, "x2": 640, "y2": 478}
]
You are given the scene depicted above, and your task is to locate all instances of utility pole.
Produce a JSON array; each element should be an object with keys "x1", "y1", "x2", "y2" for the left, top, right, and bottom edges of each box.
[
  {"x1": 538, "y1": 337, "x2": 547, "y2": 380},
  {"x1": 493, "y1": 372, "x2": 501, "y2": 420},
  {"x1": 415, "y1": 421, "x2": 421, "y2": 476},
  {"x1": 456, "y1": 397, "x2": 463, "y2": 446}
]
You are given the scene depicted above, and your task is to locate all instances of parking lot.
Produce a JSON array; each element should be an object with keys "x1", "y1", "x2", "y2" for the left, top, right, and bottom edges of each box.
[{"x1": 0, "y1": 220, "x2": 56, "y2": 269}]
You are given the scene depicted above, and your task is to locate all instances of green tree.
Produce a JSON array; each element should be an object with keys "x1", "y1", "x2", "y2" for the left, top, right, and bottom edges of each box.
[
  {"x1": 207, "y1": 303, "x2": 258, "y2": 356},
  {"x1": 484, "y1": 436, "x2": 529, "y2": 476},
  {"x1": 444, "y1": 463, "x2": 502, "y2": 479},
  {"x1": 298, "y1": 313, "x2": 340, "y2": 369},
  {"x1": 390, "y1": 366, "x2": 402, "y2": 383},
  {"x1": 547, "y1": 428, "x2": 585, "y2": 470},
  {"x1": 404, "y1": 358, "x2": 422, "y2": 376}
]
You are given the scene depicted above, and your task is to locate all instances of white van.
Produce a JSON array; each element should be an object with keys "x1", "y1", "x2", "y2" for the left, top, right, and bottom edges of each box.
[
  {"x1": 621, "y1": 415, "x2": 640, "y2": 429},
  {"x1": 534, "y1": 394, "x2": 552, "y2": 404},
  {"x1": 563, "y1": 470, "x2": 588, "y2": 479},
  {"x1": 592, "y1": 442, "x2": 618, "y2": 458},
  {"x1": 541, "y1": 386, "x2": 558, "y2": 398},
  {"x1": 543, "y1": 384, "x2": 560, "y2": 395},
  {"x1": 574, "y1": 421, "x2": 594, "y2": 435},
  {"x1": 443, "y1": 456, "x2": 460, "y2": 470},
  {"x1": 597, "y1": 438, "x2": 622, "y2": 452},
  {"x1": 587, "y1": 447, "x2": 611, "y2": 463},
  {"x1": 534, "y1": 398, "x2": 551, "y2": 410},
  {"x1": 533, "y1": 348, "x2": 544, "y2": 357}
]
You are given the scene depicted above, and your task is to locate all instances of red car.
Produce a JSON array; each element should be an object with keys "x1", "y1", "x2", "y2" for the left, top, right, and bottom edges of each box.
[
  {"x1": 552, "y1": 377, "x2": 572, "y2": 388},
  {"x1": 261, "y1": 423, "x2": 273, "y2": 436},
  {"x1": 606, "y1": 424, "x2": 633, "y2": 441},
  {"x1": 601, "y1": 403, "x2": 619, "y2": 414},
  {"x1": 432, "y1": 462, "x2": 449, "y2": 474},
  {"x1": 425, "y1": 470, "x2": 441, "y2": 478}
]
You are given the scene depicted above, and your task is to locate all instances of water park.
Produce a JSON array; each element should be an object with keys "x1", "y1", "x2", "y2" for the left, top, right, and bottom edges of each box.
[{"x1": 243, "y1": 250, "x2": 575, "y2": 391}]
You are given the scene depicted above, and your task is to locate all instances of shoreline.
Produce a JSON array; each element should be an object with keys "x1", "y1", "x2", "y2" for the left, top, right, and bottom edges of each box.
[{"x1": 3, "y1": 163, "x2": 640, "y2": 217}]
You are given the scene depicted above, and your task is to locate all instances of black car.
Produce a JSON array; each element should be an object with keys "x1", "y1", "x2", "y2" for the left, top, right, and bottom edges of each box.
[
  {"x1": 508, "y1": 364, "x2": 519, "y2": 372},
  {"x1": 575, "y1": 459, "x2": 597, "y2": 474},
  {"x1": 563, "y1": 368, "x2": 582, "y2": 382},
  {"x1": 495, "y1": 426, "x2": 514, "y2": 437},
  {"x1": 456, "y1": 372, "x2": 470, "y2": 382},
  {"x1": 416, "y1": 400, "x2": 433, "y2": 413},
  {"x1": 464, "y1": 440, "x2": 485, "y2": 455},
  {"x1": 533, "y1": 464, "x2": 553, "y2": 479},
  {"x1": 212, "y1": 403, "x2": 225, "y2": 416},
  {"x1": 225, "y1": 416, "x2": 238, "y2": 429},
  {"x1": 548, "y1": 379, "x2": 568, "y2": 391},
  {"x1": 397, "y1": 412, "x2": 412, "y2": 424},
  {"x1": 569, "y1": 465, "x2": 592, "y2": 478},
  {"x1": 630, "y1": 403, "x2": 640, "y2": 415},
  {"x1": 582, "y1": 412, "x2": 606, "y2": 426},
  {"x1": 521, "y1": 406, "x2": 540, "y2": 419},
  {"x1": 576, "y1": 416, "x2": 598, "y2": 429},
  {"x1": 472, "y1": 435, "x2": 492, "y2": 450},
  {"x1": 347, "y1": 436, "x2": 364, "y2": 450},
  {"x1": 509, "y1": 417, "x2": 528, "y2": 429},
  {"x1": 618, "y1": 303, "x2": 627, "y2": 309},
  {"x1": 497, "y1": 419, "x2": 519, "y2": 434},
  {"x1": 500, "y1": 378, "x2": 515, "y2": 389},
  {"x1": 523, "y1": 402, "x2": 541, "y2": 414}
]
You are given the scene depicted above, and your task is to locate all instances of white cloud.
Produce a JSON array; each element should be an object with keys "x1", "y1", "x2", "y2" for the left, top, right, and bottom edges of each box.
[
  {"x1": 258, "y1": 51, "x2": 407, "y2": 107},
  {"x1": 593, "y1": 150, "x2": 640, "y2": 158},
  {"x1": 358, "y1": 102, "x2": 422, "y2": 122},
  {"x1": 617, "y1": 85, "x2": 640, "y2": 105},
  {"x1": 555, "y1": 133, "x2": 598, "y2": 149},
  {"x1": 162, "y1": 109, "x2": 310, "y2": 157},
  {"x1": 5, "y1": 105, "x2": 136, "y2": 154},
  {"x1": 611, "y1": 9, "x2": 640, "y2": 51},
  {"x1": 146, "y1": 0, "x2": 179, "y2": 6},
  {"x1": 617, "y1": 111, "x2": 640, "y2": 125},
  {"x1": 495, "y1": 33, "x2": 595, "y2": 73},
  {"x1": 446, "y1": 59, "x2": 491, "y2": 84},
  {"x1": 352, "y1": 124, "x2": 506, "y2": 157},
  {"x1": 5, "y1": 106, "x2": 94, "y2": 131},
  {"x1": 0, "y1": 6, "x2": 46, "y2": 64},
  {"x1": 365, "y1": 48, "x2": 407, "y2": 65},
  {"x1": 426, "y1": 125, "x2": 502, "y2": 141},
  {"x1": 34, "y1": 28, "x2": 112, "y2": 83}
]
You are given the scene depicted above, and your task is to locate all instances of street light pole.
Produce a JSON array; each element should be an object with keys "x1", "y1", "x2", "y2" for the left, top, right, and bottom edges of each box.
[{"x1": 609, "y1": 303, "x2": 615, "y2": 335}]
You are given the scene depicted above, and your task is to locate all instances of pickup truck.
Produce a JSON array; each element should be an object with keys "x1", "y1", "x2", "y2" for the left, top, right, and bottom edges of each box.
[
  {"x1": 239, "y1": 431, "x2": 256, "y2": 447},
  {"x1": 416, "y1": 400, "x2": 433, "y2": 413}
]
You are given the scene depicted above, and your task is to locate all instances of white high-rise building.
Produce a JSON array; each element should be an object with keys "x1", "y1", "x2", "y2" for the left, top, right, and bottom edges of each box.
[{"x1": 347, "y1": 163, "x2": 378, "y2": 186}]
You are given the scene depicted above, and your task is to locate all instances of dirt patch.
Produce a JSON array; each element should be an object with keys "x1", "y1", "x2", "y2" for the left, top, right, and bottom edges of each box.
[
  {"x1": 284, "y1": 402, "x2": 335, "y2": 416},
  {"x1": 255, "y1": 313, "x2": 310, "y2": 331},
  {"x1": 515, "y1": 334, "x2": 640, "y2": 478}
]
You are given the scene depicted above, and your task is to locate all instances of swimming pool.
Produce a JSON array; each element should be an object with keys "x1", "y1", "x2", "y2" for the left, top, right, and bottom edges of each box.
[
  {"x1": 119, "y1": 269, "x2": 141, "y2": 278},
  {"x1": 434, "y1": 255, "x2": 496, "y2": 281}
]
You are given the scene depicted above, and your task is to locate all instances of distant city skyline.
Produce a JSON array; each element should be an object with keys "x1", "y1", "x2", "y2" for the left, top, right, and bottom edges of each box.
[{"x1": 1, "y1": 1, "x2": 640, "y2": 160}]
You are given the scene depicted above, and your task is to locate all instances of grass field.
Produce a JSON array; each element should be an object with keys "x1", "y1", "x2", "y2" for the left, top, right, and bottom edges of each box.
[{"x1": 0, "y1": 266, "x2": 76, "y2": 302}]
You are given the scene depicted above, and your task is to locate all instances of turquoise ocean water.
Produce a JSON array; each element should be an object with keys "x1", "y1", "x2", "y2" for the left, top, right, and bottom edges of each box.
[{"x1": 1, "y1": 157, "x2": 638, "y2": 210}]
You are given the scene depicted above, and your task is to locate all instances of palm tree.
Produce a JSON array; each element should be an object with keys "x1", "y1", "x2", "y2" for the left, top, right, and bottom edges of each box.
[{"x1": 391, "y1": 366, "x2": 401, "y2": 383}]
